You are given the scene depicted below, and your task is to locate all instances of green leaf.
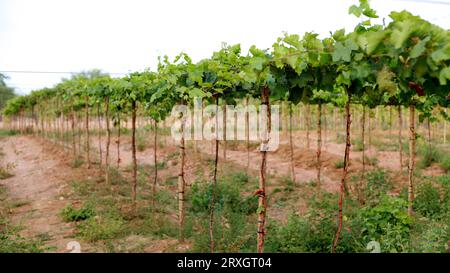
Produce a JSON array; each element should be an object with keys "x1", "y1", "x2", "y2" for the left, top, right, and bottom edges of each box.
[
  {"x1": 239, "y1": 70, "x2": 257, "y2": 84},
  {"x1": 439, "y1": 67, "x2": 450, "y2": 85},
  {"x1": 283, "y1": 33, "x2": 301, "y2": 48},
  {"x1": 256, "y1": 205, "x2": 265, "y2": 214},
  {"x1": 285, "y1": 55, "x2": 298, "y2": 70},
  {"x1": 188, "y1": 88, "x2": 208, "y2": 99},
  {"x1": 260, "y1": 67, "x2": 275, "y2": 84},
  {"x1": 391, "y1": 19, "x2": 416, "y2": 49},
  {"x1": 354, "y1": 53, "x2": 364, "y2": 61},
  {"x1": 249, "y1": 57, "x2": 265, "y2": 71},
  {"x1": 362, "y1": 8, "x2": 378, "y2": 19},
  {"x1": 430, "y1": 45, "x2": 450, "y2": 63},
  {"x1": 249, "y1": 45, "x2": 266, "y2": 57},
  {"x1": 188, "y1": 69, "x2": 203, "y2": 84},
  {"x1": 333, "y1": 42, "x2": 352, "y2": 62},
  {"x1": 410, "y1": 37, "x2": 430, "y2": 58},
  {"x1": 359, "y1": 30, "x2": 386, "y2": 55},
  {"x1": 361, "y1": 20, "x2": 371, "y2": 26},
  {"x1": 345, "y1": 39, "x2": 358, "y2": 51},
  {"x1": 333, "y1": 29, "x2": 346, "y2": 41},
  {"x1": 348, "y1": 5, "x2": 362, "y2": 17}
]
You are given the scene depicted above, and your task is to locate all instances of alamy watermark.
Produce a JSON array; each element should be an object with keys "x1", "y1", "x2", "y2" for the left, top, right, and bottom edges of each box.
[{"x1": 170, "y1": 97, "x2": 280, "y2": 151}]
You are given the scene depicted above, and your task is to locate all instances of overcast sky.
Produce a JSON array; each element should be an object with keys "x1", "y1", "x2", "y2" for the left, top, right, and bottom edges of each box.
[{"x1": 1, "y1": 0, "x2": 450, "y2": 95}]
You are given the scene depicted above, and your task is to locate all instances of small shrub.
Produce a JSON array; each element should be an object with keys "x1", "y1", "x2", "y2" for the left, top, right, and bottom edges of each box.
[
  {"x1": 265, "y1": 215, "x2": 310, "y2": 252},
  {"x1": 438, "y1": 154, "x2": 450, "y2": 172},
  {"x1": 166, "y1": 151, "x2": 179, "y2": 160},
  {"x1": 365, "y1": 169, "x2": 392, "y2": 206},
  {"x1": 71, "y1": 157, "x2": 84, "y2": 168},
  {"x1": 60, "y1": 203, "x2": 95, "y2": 222},
  {"x1": 336, "y1": 133, "x2": 345, "y2": 144},
  {"x1": 412, "y1": 220, "x2": 449, "y2": 253},
  {"x1": 228, "y1": 172, "x2": 250, "y2": 186},
  {"x1": 189, "y1": 180, "x2": 257, "y2": 215},
  {"x1": 279, "y1": 177, "x2": 295, "y2": 193},
  {"x1": 0, "y1": 231, "x2": 45, "y2": 253},
  {"x1": 364, "y1": 156, "x2": 379, "y2": 166},
  {"x1": 192, "y1": 212, "x2": 256, "y2": 252},
  {"x1": 0, "y1": 168, "x2": 14, "y2": 180},
  {"x1": 0, "y1": 129, "x2": 17, "y2": 138},
  {"x1": 353, "y1": 139, "x2": 365, "y2": 152},
  {"x1": 417, "y1": 144, "x2": 442, "y2": 169},
  {"x1": 77, "y1": 216, "x2": 123, "y2": 242},
  {"x1": 0, "y1": 163, "x2": 16, "y2": 180},
  {"x1": 414, "y1": 182, "x2": 448, "y2": 219},
  {"x1": 266, "y1": 211, "x2": 364, "y2": 253},
  {"x1": 334, "y1": 160, "x2": 345, "y2": 169},
  {"x1": 136, "y1": 137, "x2": 147, "y2": 152},
  {"x1": 360, "y1": 196, "x2": 412, "y2": 253}
]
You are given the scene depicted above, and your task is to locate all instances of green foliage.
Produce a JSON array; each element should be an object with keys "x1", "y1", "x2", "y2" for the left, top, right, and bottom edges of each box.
[
  {"x1": 0, "y1": 230, "x2": 45, "y2": 253},
  {"x1": 365, "y1": 169, "x2": 392, "y2": 206},
  {"x1": 360, "y1": 196, "x2": 412, "y2": 252},
  {"x1": 280, "y1": 177, "x2": 295, "y2": 193},
  {"x1": 136, "y1": 133, "x2": 148, "y2": 152},
  {"x1": 0, "y1": 166, "x2": 14, "y2": 180},
  {"x1": 0, "y1": 184, "x2": 45, "y2": 253},
  {"x1": 189, "y1": 170, "x2": 258, "y2": 252},
  {"x1": 0, "y1": 129, "x2": 17, "y2": 138},
  {"x1": 348, "y1": 0, "x2": 378, "y2": 19},
  {"x1": 0, "y1": 74, "x2": 16, "y2": 111},
  {"x1": 266, "y1": 193, "x2": 364, "y2": 253},
  {"x1": 335, "y1": 133, "x2": 345, "y2": 144},
  {"x1": 352, "y1": 138, "x2": 366, "y2": 151},
  {"x1": 412, "y1": 220, "x2": 449, "y2": 253},
  {"x1": 189, "y1": 179, "x2": 257, "y2": 215},
  {"x1": 77, "y1": 216, "x2": 124, "y2": 242},
  {"x1": 265, "y1": 215, "x2": 311, "y2": 252},
  {"x1": 60, "y1": 203, "x2": 95, "y2": 222},
  {"x1": 334, "y1": 160, "x2": 345, "y2": 169},
  {"x1": 192, "y1": 212, "x2": 256, "y2": 253},
  {"x1": 71, "y1": 157, "x2": 84, "y2": 168},
  {"x1": 414, "y1": 181, "x2": 449, "y2": 219},
  {"x1": 438, "y1": 153, "x2": 450, "y2": 172},
  {"x1": 364, "y1": 156, "x2": 379, "y2": 166},
  {"x1": 417, "y1": 144, "x2": 443, "y2": 169}
]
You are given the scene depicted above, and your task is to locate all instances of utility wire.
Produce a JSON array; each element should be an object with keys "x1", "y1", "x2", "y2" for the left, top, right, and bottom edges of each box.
[
  {"x1": 395, "y1": 0, "x2": 450, "y2": 5},
  {"x1": 0, "y1": 70, "x2": 129, "y2": 75}
]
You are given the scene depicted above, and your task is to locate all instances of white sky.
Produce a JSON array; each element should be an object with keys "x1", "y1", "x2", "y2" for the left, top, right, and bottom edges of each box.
[{"x1": 1, "y1": 0, "x2": 449, "y2": 95}]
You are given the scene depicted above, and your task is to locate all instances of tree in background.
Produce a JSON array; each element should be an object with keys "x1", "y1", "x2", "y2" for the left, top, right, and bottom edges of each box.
[{"x1": 0, "y1": 73, "x2": 17, "y2": 120}]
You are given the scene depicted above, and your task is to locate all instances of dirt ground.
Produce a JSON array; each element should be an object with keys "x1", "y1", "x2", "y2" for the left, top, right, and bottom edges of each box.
[{"x1": 0, "y1": 136, "x2": 93, "y2": 252}]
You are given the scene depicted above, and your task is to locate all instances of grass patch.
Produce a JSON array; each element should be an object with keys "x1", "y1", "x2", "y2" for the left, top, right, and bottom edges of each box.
[
  {"x1": 0, "y1": 129, "x2": 18, "y2": 138},
  {"x1": 8, "y1": 200, "x2": 30, "y2": 209},
  {"x1": 364, "y1": 156, "x2": 379, "y2": 166},
  {"x1": 334, "y1": 160, "x2": 345, "y2": 169},
  {"x1": 279, "y1": 177, "x2": 295, "y2": 193},
  {"x1": 0, "y1": 185, "x2": 46, "y2": 253},
  {"x1": 336, "y1": 133, "x2": 345, "y2": 144},
  {"x1": 60, "y1": 203, "x2": 95, "y2": 222},
  {"x1": 136, "y1": 134, "x2": 148, "y2": 152},
  {"x1": 77, "y1": 216, "x2": 124, "y2": 242},
  {"x1": 417, "y1": 144, "x2": 443, "y2": 169},
  {"x1": 353, "y1": 138, "x2": 365, "y2": 152},
  {"x1": 364, "y1": 169, "x2": 392, "y2": 206},
  {"x1": 71, "y1": 157, "x2": 84, "y2": 168},
  {"x1": 0, "y1": 228, "x2": 47, "y2": 253},
  {"x1": 0, "y1": 162, "x2": 15, "y2": 180}
]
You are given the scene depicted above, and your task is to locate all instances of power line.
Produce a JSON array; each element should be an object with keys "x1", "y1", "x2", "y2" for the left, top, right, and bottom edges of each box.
[
  {"x1": 0, "y1": 70, "x2": 129, "y2": 75},
  {"x1": 395, "y1": 0, "x2": 450, "y2": 5}
]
